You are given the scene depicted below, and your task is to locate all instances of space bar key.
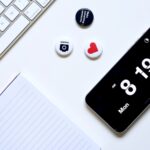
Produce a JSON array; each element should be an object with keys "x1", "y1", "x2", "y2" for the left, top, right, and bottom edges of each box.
[{"x1": 0, "y1": 16, "x2": 29, "y2": 55}]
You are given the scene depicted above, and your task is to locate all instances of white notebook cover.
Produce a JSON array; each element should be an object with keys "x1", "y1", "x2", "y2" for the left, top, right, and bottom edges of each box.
[{"x1": 0, "y1": 74, "x2": 100, "y2": 150}]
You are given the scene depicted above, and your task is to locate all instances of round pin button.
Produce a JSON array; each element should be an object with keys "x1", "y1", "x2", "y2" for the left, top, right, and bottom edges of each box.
[
  {"x1": 75, "y1": 8, "x2": 94, "y2": 27},
  {"x1": 84, "y1": 40, "x2": 103, "y2": 59},
  {"x1": 55, "y1": 38, "x2": 73, "y2": 57}
]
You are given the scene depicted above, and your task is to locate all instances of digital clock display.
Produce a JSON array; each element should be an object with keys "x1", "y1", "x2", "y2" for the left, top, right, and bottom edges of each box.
[{"x1": 86, "y1": 28, "x2": 150, "y2": 133}]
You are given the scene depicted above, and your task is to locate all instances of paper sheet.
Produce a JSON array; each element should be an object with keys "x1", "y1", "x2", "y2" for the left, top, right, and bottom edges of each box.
[{"x1": 0, "y1": 75, "x2": 100, "y2": 150}]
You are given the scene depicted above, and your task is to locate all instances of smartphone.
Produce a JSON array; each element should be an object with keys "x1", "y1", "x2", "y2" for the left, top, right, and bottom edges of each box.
[{"x1": 86, "y1": 28, "x2": 150, "y2": 134}]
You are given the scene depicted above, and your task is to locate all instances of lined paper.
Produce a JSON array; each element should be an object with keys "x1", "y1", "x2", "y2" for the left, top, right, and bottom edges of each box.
[{"x1": 0, "y1": 75, "x2": 100, "y2": 150}]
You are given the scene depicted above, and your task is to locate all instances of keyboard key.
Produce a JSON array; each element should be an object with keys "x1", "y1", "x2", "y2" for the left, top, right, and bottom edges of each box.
[
  {"x1": 0, "y1": 0, "x2": 13, "y2": 6},
  {"x1": 0, "y1": 16, "x2": 10, "y2": 32},
  {"x1": 14, "y1": 0, "x2": 29, "y2": 11},
  {"x1": 0, "y1": 4, "x2": 4, "y2": 14},
  {"x1": 36, "y1": 0, "x2": 51, "y2": 7},
  {"x1": 0, "y1": 16, "x2": 29, "y2": 54},
  {"x1": 24, "y1": 3, "x2": 41, "y2": 20},
  {"x1": 0, "y1": 0, "x2": 56, "y2": 58},
  {"x1": 5, "y1": 6, "x2": 19, "y2": 21}
]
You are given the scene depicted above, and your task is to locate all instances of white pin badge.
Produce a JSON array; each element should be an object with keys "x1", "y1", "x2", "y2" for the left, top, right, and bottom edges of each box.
[
  {"x1": 84, "y1": 40, "x2": 103, "y2": 59},
  {"x1": 55, "y1": 38, "x2": 73, "y2": 57}
]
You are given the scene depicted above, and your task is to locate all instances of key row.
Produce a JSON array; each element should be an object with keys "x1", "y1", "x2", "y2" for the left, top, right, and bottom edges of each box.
[
  {"x1": 0, "y1": 0, "x2": 52, "y2": 8},
  {"x1": 0, "y1": 2, "x2": 43, "y2": 32}
]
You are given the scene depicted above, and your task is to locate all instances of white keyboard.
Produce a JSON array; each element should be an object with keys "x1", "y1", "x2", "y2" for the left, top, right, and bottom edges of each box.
[{"x1": 0, "y1": 0, "x2": 55, "y2": 58}]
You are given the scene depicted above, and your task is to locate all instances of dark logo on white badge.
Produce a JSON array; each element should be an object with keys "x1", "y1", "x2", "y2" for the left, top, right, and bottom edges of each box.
[{"x1": 60, "y1": 41, "x2": 69, "y2": 52}]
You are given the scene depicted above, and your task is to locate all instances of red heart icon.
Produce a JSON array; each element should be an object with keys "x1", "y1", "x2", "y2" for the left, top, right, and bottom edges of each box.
[{"x1": 88, "y1": 42, "x2": 98, "y2": 54}]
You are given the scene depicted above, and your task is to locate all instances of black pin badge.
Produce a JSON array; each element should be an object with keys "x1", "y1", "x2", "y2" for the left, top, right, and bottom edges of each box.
[{"x1": 75, "y1": 8, "x2": 94, "y2": 27}]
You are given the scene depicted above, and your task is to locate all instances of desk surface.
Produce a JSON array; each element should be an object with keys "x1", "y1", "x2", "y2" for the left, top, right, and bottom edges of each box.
[{"x1": 0, "y1": 0, "x2": 150, "y2": 149}]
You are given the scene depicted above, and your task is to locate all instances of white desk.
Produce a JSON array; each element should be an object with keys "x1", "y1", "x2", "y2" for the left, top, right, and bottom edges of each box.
[{"x1": 0, "y1": 0, "x2": 150, "y2": 149}]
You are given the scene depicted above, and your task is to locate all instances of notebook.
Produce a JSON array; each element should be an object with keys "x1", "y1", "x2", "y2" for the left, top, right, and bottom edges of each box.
[{"x1": 0, "y1": 74, "x2": 100, "y2": 150}]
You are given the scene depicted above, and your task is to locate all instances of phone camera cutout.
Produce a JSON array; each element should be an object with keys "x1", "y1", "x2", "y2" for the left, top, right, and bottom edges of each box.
[{"x1": 144, "y1": 38, "x2": 149, "y2": 44}]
